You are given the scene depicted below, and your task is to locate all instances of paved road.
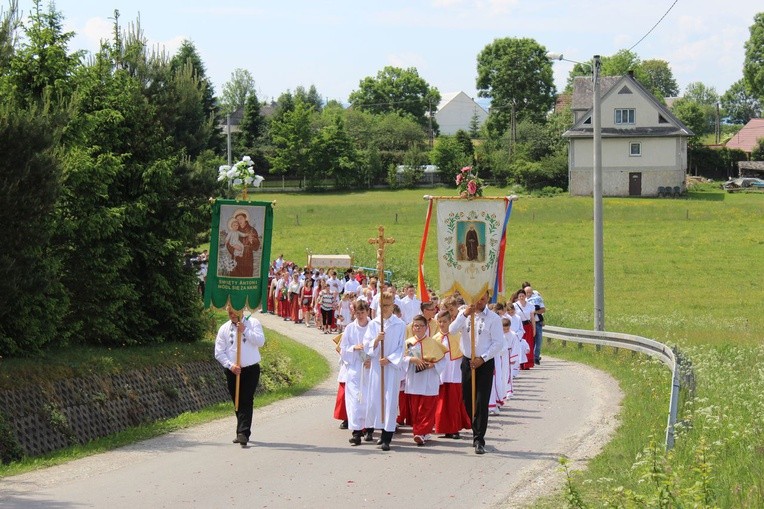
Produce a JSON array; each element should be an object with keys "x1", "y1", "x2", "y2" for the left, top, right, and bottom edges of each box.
[{"x1": 2, "y1": 312, "x2": 622, "y2": 508}]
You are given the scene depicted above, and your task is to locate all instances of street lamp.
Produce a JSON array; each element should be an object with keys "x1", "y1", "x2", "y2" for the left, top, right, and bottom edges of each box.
[{"x1": 548, "y1": 53, "x2": 605, "y2": 331}]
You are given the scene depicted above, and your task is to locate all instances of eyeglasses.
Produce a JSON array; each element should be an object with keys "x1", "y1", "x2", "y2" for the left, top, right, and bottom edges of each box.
[{"x1": 412, "y1": 324, "x2": 425, "y2": 328}]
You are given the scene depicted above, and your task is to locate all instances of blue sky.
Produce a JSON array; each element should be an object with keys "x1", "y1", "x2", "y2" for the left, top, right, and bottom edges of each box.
[{"x1": 16, "y1": 0, "x2": 764, "y2": 104}]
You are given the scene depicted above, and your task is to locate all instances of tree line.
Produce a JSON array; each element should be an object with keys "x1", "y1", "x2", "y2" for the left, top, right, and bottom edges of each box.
[{"x1": 2, "y1": 1, "x2": 763, "y2": 357}]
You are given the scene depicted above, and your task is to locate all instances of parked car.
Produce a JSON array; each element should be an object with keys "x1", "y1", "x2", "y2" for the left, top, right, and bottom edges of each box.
[{"x1": 723, "y1": 177, "x2": 764, "y2": 192}]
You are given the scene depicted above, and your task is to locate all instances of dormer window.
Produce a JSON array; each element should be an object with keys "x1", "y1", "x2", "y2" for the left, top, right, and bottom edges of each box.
[{"x1": 615, "y1": 108, "x2": 635, "y2": 124}]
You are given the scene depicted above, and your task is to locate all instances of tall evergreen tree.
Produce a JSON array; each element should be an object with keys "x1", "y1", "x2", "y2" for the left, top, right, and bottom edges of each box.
[
  {"x1": 56, "y1": 16, "x2": 211, "y2": 346},
  {"x1": 6, "y1": 0, "x2": 82, "y2": 107},
  {"x1": 0, "y1": 104, "x2": 66, "y2": 356}
]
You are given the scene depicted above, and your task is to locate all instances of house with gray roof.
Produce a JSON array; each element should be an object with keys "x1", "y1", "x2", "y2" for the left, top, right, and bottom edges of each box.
[{"x1": 563, "y1": 72, "x2": 693, "y2": 197}]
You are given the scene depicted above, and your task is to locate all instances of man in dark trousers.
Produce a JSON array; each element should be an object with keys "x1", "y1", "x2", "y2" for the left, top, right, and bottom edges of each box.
[
  {"x1": 449, "y1": 291, "x2": 503, "y2": 454},
  {"x1": 214, "y1": 305, "x2": 266, "y2": 445}
]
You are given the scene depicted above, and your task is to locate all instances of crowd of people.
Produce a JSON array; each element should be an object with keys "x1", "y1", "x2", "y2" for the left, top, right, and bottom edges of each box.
[{"x1": 260, "y1": 256, "x2": 547, "y2": 453}]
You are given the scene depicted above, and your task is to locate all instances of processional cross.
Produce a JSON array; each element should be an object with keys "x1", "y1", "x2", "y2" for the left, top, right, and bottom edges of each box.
[{"x1": 368, "y1": 225, "x2": 395, "y2": 418}]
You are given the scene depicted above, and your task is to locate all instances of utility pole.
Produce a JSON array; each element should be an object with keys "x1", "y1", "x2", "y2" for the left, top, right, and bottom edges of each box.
[
  {"x1": 429, "y1": 98, "x2": 434, "y2": 148},
  {"x1": 226, "y1": 113, "x2": 232, "y2": 166},
  {"x1": 592, "y1": 55, "x2": 604, "y2": 332}
]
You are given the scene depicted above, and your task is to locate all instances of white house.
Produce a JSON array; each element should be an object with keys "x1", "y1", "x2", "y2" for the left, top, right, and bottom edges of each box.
[
  {"x1": 562, "y1": 73, "x2": 693, "y2": 197},
  {"x1": 435, "y1": 92, "x2": 488, "y2": 136}
]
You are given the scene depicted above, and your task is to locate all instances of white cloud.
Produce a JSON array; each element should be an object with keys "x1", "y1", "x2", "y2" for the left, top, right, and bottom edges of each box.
[
  {"x1": 81, "y1": 17, "x2": 112, "y2": 49},
  {"x1": 149, "y1": 35, "x2": 186, "y2": 58},
  {"x1": 387, "y1": 52, "x2": 428, "y2": 70},
  {"x1": 676, "y1": 15, "x2": 707, "y2": 34}
]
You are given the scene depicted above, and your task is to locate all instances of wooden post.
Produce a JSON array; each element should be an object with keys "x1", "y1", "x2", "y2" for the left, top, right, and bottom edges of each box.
[
  {"x1": 470, "y1": 313, "x2": 477, "y2": 419},
  {"x1": 234, "y1": 309, "x2": 243, "y2": 411},
  {"x1": 368, "y1": 226, "x2": 395, "y2": 420}
]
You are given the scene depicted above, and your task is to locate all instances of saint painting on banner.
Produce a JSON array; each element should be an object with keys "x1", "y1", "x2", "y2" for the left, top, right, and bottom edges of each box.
[
  {"x1": 217, "y1": 205, "x2": 264, "y2": 279},
  {"x1": 458, "y1": 221, "x2": 485, "y2": 262}
]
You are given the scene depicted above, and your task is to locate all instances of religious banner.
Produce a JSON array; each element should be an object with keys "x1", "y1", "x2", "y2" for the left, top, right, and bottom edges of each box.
[
  {"x1": 204, "y1": 199, "x2": 274, "y2": 310},
  {"x1": 434, "y1": 198, "x2": 511, "y2": 304}
]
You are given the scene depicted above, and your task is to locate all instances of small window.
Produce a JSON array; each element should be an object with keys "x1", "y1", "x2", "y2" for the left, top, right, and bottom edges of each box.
[
  {"x1": 615, "y1": 108, "x2": 635, "y2": 124},
  {"x1": 630, "y1": 142, "x2": 641, "y2": 156},
  {"x1": 583, "y1": 116, "x2": 591, "y2": 124},
  {"x1": 658, "y1": 114, "x2": 669, "y2": 124}
]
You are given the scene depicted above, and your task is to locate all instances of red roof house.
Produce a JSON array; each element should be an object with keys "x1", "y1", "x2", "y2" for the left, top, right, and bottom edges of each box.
[{"x1": 726, "y1": 118, "x2": 764, "y2": 154}]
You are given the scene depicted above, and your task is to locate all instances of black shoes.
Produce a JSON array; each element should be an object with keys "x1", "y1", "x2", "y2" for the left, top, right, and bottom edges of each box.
[
  {"x1": 475, "y1": 444, "x2": 485, "y2": 455},
  {"x1": 349, "y1": 432, "x2": 362, "y2": 446},
  {"x1": 444, "y1": 432, "x2": 461, "y2": 439},
  {"x1": 364, "y1": 429, "x2": 374, "y2": 442},
  {"x1": 339, "y1": 420, "x2": 348, "y2": 429},
  {"x1": 379, "y1": 442, "x2": 391, "y2": 451},
  {"x1": 535, "y1": 358, "x2": 541, "y2": 365},
  {"x1": 233, "y1": 433, "x2": 248, "y2": 445}
]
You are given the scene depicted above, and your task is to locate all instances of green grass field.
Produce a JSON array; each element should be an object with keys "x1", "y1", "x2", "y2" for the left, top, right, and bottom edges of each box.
[{"x1": 252, "y1": 183, "x2": 763, "y2": 508}]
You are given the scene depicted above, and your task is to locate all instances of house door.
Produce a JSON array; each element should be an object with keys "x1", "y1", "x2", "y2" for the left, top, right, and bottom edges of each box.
[{"x1": 629, "y1": 172, "x2": 642, "y2": 196}]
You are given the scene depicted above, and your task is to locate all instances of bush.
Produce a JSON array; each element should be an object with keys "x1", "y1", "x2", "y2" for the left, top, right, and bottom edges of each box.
[{"x1": 510, "y1": 153, "x2": 568, "y2": 191}]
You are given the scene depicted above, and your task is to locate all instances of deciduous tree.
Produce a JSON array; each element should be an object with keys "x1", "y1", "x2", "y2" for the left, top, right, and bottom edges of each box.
[
  {"x1": 743, "y1": 12, "x2": 764, "y2": 101},
  {"x1": 348, "y1": 66, "x2": 440, "y2": 129},
  {"x1": 476, "y1": 37, "x2": 555, "y2": 135},
  {"x1": 721, "y1": 79, "x2": 761, "y2": 124},
  {"x1": 640, "y1": 59, "x2": 679, "y2": 98},
  {"x1": 220, "y1": 68, "x2": 255, "y2": 116}
]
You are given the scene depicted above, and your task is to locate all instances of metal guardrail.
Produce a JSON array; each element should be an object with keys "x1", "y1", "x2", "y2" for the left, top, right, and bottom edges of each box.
[{"x1": 543, "y1": 325, "x2": 685, "y2": 451}]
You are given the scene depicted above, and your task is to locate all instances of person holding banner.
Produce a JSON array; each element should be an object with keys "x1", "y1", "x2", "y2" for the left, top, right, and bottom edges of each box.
[
  {"x1": 363, "y1": 291, "x2": 405, "y2": 451},
  {"x1": 449, "y1": 291, "x2": 503, "y2": 454},
  {"x1": 214, "y1": 305, "x2": 266, "y2": 445}
]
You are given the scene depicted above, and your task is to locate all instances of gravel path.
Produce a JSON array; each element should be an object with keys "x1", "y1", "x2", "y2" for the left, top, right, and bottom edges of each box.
[{"x1": 1, "y1": 312, "x2": 623, "y2": 508}]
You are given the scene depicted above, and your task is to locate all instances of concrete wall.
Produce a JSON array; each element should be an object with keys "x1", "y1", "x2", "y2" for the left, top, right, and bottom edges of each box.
[
  {"x1": 569, "y1": 167, "x2": 686, "y2": 196},
  {"x1": 569, "y1": 137, "x2": 688, "y2": 196}
]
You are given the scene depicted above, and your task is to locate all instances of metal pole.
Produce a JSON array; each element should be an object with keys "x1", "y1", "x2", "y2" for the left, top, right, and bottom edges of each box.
[
  {"x1": 226, "y1": 114, "x2": 232, "y2": 167},
  {"x1": 592, "y1": 55, "x2": 605, "y2": 332}
]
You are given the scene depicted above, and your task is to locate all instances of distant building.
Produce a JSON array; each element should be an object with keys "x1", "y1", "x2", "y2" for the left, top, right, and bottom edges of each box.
[
  {"x1": 435, "y1": 92, "x2": 488, "y2": 136},
  {"x1": 725, "y1": 118, "x2": 764, "y2": 155},
  {"x1": 562, "y1": 73, "x2": 693, "y2": 197}
]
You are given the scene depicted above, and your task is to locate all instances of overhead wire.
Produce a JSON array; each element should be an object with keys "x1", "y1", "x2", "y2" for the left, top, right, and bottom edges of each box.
[{"x1": 628, "y1": 0, "x2": 680, "y2": 52}]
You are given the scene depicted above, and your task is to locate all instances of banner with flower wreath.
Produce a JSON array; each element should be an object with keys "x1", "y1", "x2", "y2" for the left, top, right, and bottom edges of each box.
[
  {"x1": 435, "y1": 198, "x2": 509, "y2": 304},
  {"x1": 204, "y1": 199, "x2": 273, "y2": 311}
]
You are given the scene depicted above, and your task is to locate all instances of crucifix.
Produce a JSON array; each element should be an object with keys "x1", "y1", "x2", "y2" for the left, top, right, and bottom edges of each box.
[{"x1": 368, "y1": 225, "x2": 395, "y2": 419}]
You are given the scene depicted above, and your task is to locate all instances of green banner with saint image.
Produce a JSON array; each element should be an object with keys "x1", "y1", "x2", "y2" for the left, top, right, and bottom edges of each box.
[{"x1": 204, "y1": 199, "x2": 273, "y2": 311}]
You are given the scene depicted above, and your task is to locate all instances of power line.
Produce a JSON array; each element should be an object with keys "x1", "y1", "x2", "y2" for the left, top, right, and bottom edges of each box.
[{"x1": 628, "y1": 0, "x2": 679, "y2": 52}]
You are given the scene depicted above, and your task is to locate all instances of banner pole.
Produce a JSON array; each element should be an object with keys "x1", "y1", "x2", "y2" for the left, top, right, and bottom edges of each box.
[
  {"x1": 470, "y1": 312, "x2": 476, "y2": 419},
  {"x1": 234, "y1": 309, "x2": 243, "y2": 411}
]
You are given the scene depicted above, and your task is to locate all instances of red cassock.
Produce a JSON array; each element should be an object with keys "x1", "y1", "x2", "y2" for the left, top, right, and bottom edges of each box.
[
  {"x1": 435, "y1": 383, "x2": 471, "y2": 434},
  {"x1": 408, "y1": 394, "x2": 438, "y2": 437},
  {"x1": 333, "y1": 382, "x2": 348, "y2": 421},
  {"x1": 521, "y1": 322, "x2": 534, "y2": 369}
]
